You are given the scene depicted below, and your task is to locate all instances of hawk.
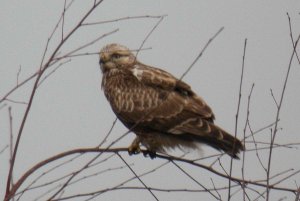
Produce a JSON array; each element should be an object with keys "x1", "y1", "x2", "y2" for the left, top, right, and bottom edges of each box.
[{"x1": 99, "y1": 43, "x2": 244, "y2": 159}]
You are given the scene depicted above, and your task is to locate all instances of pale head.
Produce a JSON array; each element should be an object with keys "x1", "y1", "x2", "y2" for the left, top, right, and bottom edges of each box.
[{"x1": 99, "y1": 43, "x2": 136, "y2": 73}]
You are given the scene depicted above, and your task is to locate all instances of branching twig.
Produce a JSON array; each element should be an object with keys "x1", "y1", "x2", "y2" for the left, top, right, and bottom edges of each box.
[
  {"x1": 266, "y1": 28, "x2": 300, "y2": 200},
  {"x1": 241, "y1": 83, "x2": 254, "y2": 201},
  {"x1": 5, "y1": 1, "x2": 105, "y2": 199}
]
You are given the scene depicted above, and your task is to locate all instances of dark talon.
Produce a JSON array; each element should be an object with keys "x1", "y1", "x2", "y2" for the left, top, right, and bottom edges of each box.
[
  {"x1": 143, "y1": 150, "x2": 157, "y2": 159},
  {"x1": 128, "y1": 144, "x2": 141, "y2": 156},
  {"x1": 128, "y1": 149, "x2": 139, "y2": 156}
]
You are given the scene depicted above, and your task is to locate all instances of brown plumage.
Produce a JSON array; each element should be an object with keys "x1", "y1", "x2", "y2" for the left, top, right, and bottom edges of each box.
[{"x1": 99, "y1": 43, "x2": 244, "y2": 159}]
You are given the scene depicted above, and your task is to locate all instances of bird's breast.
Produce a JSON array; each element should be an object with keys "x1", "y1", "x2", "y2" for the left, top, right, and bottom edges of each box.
[{"x1": 102, "y1": 72, "x2": 160, "y2": 114}]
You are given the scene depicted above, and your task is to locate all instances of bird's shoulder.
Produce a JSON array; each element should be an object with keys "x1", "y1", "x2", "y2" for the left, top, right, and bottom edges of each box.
[{"x1": 130, "y1": 62, "x2": 194, "y2": 94}]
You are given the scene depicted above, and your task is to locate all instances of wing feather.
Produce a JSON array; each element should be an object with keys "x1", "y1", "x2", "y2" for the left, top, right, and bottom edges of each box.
[{"x1": 128, "y1": 62, "x2": 215, "y2": 121}]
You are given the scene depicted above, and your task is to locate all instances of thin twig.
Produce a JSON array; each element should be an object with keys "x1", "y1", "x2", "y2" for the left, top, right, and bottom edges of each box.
[
  {"x1": 16, "y1": 66, "x2": 21, "y2": 86},
  {"x1": 15, "y1": 153, "x2": 83, "y2": 200},
  {"x1": 171, "y1": 161, "x2": 220, "y2": 200},
  {"x1": 61, "y1": 0, "x2": 67, "y2": 41},
  {"x1": 180, "y1": 27, "x2": 224, "y2": 80},
  {"x1": 55, "y1": 47, "x2": 151, "y2": 60},
  {"x1": 37, "y1": 59, "x2": 71, "y2": 87},
  {"x1": 0, "y1": 145, "x2": 9, "y2": 154},
  {"x1": 270, "y1": 88, "x2": 279, "y2": 109},
  {"x1": 4, "y1": 99, "x2": 28, "y2": 105},
  {"x1": 248, "y1": 122, "x2": 267, "y2": 171},
  {"x1": 86, "y1": 158, "x2": 172, "y2": 200},
  {"x1": 244, "y1": 120, "x2": 279, "y2": 140},
  {"x1": 117, "y1": 153, "x2": 159, "y2": 201},
  {"x1": 53, "y1": 29, "x2": 119, "y2": 63},
  {"x1": 82, "y1": 15, "x2": 167, "y2": 26},
  {"x1": 46, "y1": 130, "x2": 128, "y2": 200},
  {"x1": 0, "y1": 72, "x2": 38, "y2": 104},
  {"x1": 135, "y1": 15, "x2": 166, "y2": 59},
  {"x1": 242, "y1": 83, "x2": 254, "y2": 201},
  {"x1": 210, "y1": 178, "x2": 222, "y2": 200},
  {"x1": 272, "y1": 170, "x2": 300, "y2": 186},
  {"x1": 98, "y1": 117, "x2": 118, "y2": 147},
  {"x1": 27, "y1": 155, "x2": 122, "y2": 201},
  {"x1": 287, "y1": 13, "x2": 300, "y2": 65},
  {"x1": 228, "y1": 38, "x2": 247, "y2": 201},
  {"x1": 8, "y1": 107, "x2": 14, "y2": 201}
]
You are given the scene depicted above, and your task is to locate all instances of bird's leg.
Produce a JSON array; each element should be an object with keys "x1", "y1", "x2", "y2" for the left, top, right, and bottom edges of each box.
[
  {"x1": 128, "y1": 136, "x2": 141, "y2": 155},
  {"x1": 128, "y1": 136, "x2": 157, "y2": 159}
]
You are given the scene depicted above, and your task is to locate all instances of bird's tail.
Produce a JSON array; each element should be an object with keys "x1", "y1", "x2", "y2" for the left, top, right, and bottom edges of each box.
[{"x1": 191, "y1": 124, "x2": 245, "y2": 159}]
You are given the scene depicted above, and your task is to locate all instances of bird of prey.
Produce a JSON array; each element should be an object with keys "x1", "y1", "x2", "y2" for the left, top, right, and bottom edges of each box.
[{"x1": 99, "y1": 43, "x2": 244, "y2": 159}]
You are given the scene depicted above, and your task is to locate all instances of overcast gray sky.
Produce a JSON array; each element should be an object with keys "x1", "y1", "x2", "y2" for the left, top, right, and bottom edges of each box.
[{"x1": 1, "y1": 1, "x2": 300, "y2": 200}]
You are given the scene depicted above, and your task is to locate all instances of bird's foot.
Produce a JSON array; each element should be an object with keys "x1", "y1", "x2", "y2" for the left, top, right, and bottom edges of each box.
[
  {"x1": 128, "y1": 136, "x2": 156, "y2": 159},
  {"x1": 142, "y1": 150, "x2": 157, "y2": 159},
  {"x1": 128, "y1": 137, "x2": 141, "y2": 156},
  {"x1": 128, "y1": 145, "x2": 141, "y2": 156}
]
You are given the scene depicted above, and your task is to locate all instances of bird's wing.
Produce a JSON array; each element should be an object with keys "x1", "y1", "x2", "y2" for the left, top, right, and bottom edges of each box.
[
  {"x1": 129, "y1": 63, "x2": 215, "y2": 121},
  {"x1": 115, "y1": 63, "x2": 215, "y2": 131}
]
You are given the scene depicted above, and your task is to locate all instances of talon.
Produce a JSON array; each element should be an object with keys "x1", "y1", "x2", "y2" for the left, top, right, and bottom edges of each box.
[
  {"x1": 128, "y1": 136, "x2": 141, "y2": 156},
  {"x1": 143, "y1": 150, "x2": 157, "y2": 159},
  {"x1": 128, "y1": 145, "x2": 141, "y2": 155}
]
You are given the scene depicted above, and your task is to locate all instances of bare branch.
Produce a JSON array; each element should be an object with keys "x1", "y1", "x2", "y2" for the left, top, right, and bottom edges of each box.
[{"x1": 6, "y1": 146, "x2": 299, "y2": 200}]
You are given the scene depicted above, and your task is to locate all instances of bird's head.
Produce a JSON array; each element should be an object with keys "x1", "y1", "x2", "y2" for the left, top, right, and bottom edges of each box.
[{"x1": 99, "y1": 43, "x2": 136, "y2": 73}]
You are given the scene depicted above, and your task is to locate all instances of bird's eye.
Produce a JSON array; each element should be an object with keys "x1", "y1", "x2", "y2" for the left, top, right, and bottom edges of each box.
[{"x1": 111, "y1": 53, "x2": 122, "y2": 59}]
